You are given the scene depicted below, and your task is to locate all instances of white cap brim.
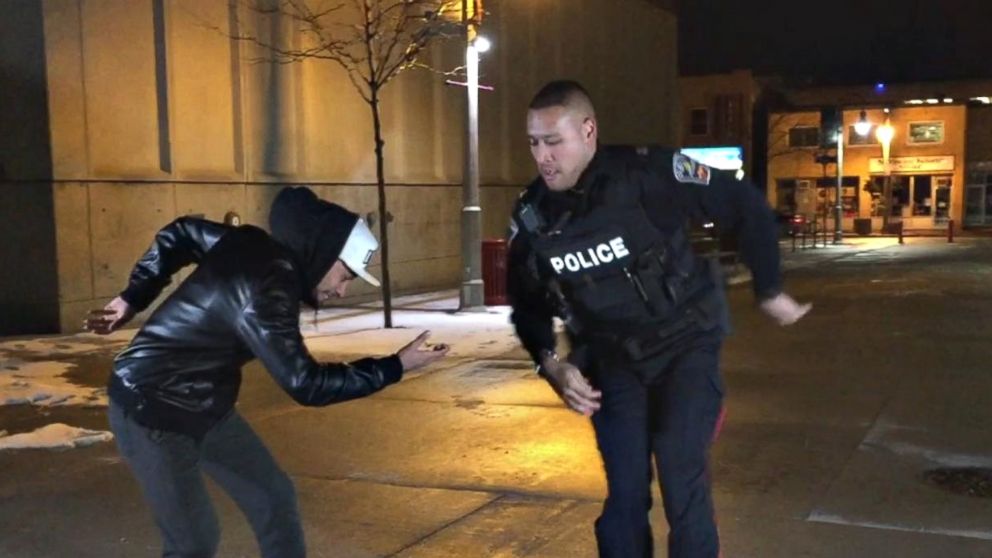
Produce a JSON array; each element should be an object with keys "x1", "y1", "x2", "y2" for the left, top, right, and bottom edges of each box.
[
  {"x1": 338, "y1": 218, "x2": 381, "y2": 287},
  {"x1": 350, "y1": 264, "x2": 381, "y2": 287}
]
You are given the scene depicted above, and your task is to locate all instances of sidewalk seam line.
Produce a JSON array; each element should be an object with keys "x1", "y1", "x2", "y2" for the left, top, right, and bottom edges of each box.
[{"x1": 382, "y1": 494, "x2": 507, "y2": 557}]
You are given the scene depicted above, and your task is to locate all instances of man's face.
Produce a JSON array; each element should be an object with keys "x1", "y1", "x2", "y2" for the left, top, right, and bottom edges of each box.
[
  {"x1": 527, "y1": 106, "x2": 597, "y2": 191},
  {"x1": 312, "y1": 259, "x2": 356, "y2": 304}
]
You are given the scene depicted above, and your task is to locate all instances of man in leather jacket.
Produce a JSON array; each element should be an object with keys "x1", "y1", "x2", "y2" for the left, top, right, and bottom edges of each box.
[
  {"x1": 86, "y1": 186, "x2": 448, "y2": 558},
  {"x1": 507, "y1": 81, "x2": 811, "y2": 558}
]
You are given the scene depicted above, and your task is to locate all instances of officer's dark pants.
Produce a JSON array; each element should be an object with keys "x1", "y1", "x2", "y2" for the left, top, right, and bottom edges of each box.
[
  {"x1": 590, "y1": 337, "x2": 723, "y2": 558},
  {"x1": 108, "y1": 402, "x2": 305, "y2": 558}
]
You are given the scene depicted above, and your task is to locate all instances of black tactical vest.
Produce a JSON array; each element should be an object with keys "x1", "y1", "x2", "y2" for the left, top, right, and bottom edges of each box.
[{"x1": 526, "y1": 187, "x2": 706, "y2": 338}]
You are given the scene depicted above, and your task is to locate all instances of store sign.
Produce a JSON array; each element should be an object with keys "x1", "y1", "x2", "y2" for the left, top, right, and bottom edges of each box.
[
  {"x1": 869, "y1": 155, "x2": 954, "y2": 173},
  {"x1": 679, "y1": 146, "x2": 744, "y2": 171}
]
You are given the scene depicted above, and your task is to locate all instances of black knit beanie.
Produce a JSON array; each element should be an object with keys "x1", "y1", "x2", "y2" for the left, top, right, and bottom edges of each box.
[{"x1": 269, "y1": 186, "x2": 359, "y2": 307}]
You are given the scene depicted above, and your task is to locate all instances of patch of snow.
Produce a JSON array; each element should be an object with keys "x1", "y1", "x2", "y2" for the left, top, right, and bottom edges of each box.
[
  {"x1": 0, "y1": 423, "x2": 113, "y2": 450},
  {"x1": 0, "y1": 359, "x2": 107, "y2": 408}
]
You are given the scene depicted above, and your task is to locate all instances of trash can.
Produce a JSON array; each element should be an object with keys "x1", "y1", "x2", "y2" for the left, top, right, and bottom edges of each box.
[
  {"x1": 854, "y1": 218, "x2": 872, "y2": 236},
  {"x1": 482, "y1": 239, "x2": 508, "y2": 305}
]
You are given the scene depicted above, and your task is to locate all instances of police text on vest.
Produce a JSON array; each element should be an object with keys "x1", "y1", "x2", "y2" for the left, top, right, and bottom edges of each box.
[{"x1": 549, "y1": 237, "x2": 630, "y2": 274}]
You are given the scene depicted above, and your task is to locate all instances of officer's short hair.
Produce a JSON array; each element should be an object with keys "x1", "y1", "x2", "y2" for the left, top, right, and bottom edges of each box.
[{"x1": 529, "y1": 80, "x2": 595, "y2": 113}]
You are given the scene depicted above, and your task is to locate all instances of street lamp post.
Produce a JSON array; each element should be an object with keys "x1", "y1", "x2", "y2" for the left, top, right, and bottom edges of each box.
[
  {"x1": 459, "y1": 0, "x2": 485, "y2": 310},
  {"x1": 876, "y1": 116, "x2": 895, "y2": 230},
  {"x1": 834, "y1": 126, "x2": 844, "y2": 244},
  {"x1": 834, "y1": 109, "x2": 871, "y2": 244}
]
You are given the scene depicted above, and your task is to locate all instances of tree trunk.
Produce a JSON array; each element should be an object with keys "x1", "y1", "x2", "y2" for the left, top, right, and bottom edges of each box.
[{"x1": 370, "y1": 90, "x2": 393, "y2": 327}]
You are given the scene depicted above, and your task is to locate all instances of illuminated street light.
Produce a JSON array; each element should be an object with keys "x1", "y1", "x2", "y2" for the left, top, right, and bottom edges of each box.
[
  {"x1": 854, "y1": 109, "x2": 872, "y2": 136},
  {"x1": 473, "y1": 35, "x2": 491, "y2": 53},
  {"x1": 875, "y1": 117, "x2": 894, "y2": 145}
]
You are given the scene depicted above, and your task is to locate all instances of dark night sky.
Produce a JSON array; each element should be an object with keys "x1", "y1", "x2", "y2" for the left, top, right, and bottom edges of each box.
[{"x1": 679, "y1": 0, "x2": 992, "y2": 85}]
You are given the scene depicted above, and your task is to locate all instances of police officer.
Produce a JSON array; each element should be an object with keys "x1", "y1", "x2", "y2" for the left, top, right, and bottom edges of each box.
[{"x1": 507, "y1": 80, "x2": 811, "y2": 558}]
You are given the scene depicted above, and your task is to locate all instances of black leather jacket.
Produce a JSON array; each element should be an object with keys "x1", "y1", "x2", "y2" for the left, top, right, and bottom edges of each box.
[{"x1": 108, "y1": 217, "x2": 401, "y2": 438}]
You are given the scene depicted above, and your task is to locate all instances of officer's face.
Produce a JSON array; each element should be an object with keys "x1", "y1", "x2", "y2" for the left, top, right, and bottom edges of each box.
[{"x1": 527, "y1": 106, "x2": 597, "y2": 191}]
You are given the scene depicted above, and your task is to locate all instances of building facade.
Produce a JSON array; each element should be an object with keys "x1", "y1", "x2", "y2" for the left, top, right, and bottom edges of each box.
[
  {"x1": 768, "y1": 104, "x2": 967, "y2": 233},
  {"x1": 766, "y1": 80, "x2": 992, "y2": 235},
  {"x1": 679, "y1": 72, "x2": 992, "y2": 235},
  {"x1": 678, "y1": 69, "x2": 761, "y2": 180},
  {"x1": 0, "y1": 0, "x2": 679, "y2": 334}
]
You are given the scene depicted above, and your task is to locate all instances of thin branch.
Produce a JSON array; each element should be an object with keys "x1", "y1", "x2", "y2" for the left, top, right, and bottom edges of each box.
[
  {"x1": 220, "y1": 0, "x2": 461, "y2": 103},
  {"x1": 376, "y1": 2, "x2": 411, "y2": 82},
  {"x1": 409, "y1": 60, "x2": 466, "y2": 78},
  {"x1": 361, "y1": 0, "x2": 381, "y2": 94}
]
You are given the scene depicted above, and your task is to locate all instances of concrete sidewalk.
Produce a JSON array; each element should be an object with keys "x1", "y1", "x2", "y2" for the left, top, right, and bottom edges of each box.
[{"x1": 721, "y1": 236, "x2": 901, "y2": 286}]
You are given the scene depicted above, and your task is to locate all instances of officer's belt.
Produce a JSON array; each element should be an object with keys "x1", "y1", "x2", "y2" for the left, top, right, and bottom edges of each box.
[{"x1": 585, "y1": 286, "x2": 722, "y2": 361}]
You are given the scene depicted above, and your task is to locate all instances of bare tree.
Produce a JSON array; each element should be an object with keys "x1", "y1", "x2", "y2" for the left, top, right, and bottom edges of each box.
[{"x1": 224, "y1": 0, "x2": 468, "y2": 327}]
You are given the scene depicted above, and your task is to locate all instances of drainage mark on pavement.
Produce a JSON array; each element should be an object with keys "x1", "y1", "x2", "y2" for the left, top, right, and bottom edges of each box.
[{"x1": 924, "y1": 467, "x2": 992, "y2": 498}]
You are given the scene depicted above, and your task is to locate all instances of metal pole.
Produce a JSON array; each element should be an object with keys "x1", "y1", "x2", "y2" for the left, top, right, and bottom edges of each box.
[
  {"x1": 459, "y1": 3, "x2": 484, "y2": 310},
  {"x1": 879, "y1": 121, "x2": 893, "y2": 233},
  {"x1": 834, "y1": 124, "x2": 844, "y2": 244}
]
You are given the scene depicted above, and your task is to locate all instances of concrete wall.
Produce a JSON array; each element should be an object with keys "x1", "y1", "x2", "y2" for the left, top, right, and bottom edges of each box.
[
  {"x1": 0, "y1": 2, "x2": 59, "y2": 335},
  {"x1": 1, "y1": 0, "x2": 678, "y2": 333}
]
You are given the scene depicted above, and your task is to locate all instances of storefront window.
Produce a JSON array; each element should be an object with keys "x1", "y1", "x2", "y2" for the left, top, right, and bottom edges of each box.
[
  {"x1": 907, "y1": 121, "x2": 944, "y2": 145},
  {"x1": 869, "y1": 177, "x2": 886, "y2": 217},
  {"x1": 871, "y1": 174, "x2": 952, "y2": 220},
  {"x1": 689, "y1": 108, "x2": 709, "y2": 136},
  {"x1": 934, "y1": 177, "x2": 951, "y2": 224},
  {"x1": 776, "y1": 179, "x2": 798, "y2": 213},
  {"x1": 891, "y1": 176, "x2": 910, "y2": 217},
  {"x1": 913, "y1": 175, "x2": 932, "y2": 216},
  {"x1": 788, "y1": 127, "x2": 820, "y2": 148},
  {"x1": 815, "y1": 177, "x2": 859, "y2": 216}
]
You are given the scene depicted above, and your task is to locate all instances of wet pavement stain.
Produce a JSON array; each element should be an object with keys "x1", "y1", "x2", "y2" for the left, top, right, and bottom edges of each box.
[
  {"x1": 0, "y1": 349, "x2": 118, "y2": 390},
  {"x1": 924, "y1": 467, "x2": 992, "y2": 498}
]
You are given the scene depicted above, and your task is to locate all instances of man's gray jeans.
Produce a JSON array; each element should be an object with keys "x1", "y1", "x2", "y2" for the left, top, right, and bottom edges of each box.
[{"x1": 108, "y1": 402, "x2": 305, "y2": 558}]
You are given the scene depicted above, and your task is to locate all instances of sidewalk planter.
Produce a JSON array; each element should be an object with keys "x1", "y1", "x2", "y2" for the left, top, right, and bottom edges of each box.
[{"x1": 854, "y1": 218, "x2": 872, "y2": 236}]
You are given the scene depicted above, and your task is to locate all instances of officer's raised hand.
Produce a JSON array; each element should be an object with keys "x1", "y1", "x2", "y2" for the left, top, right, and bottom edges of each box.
[
  {"x1": 759, "y1": 293, "x2": 812, "y2": 326},
  {"x1": 540, "y1": 354, "x2": 602, "y2": 416}
]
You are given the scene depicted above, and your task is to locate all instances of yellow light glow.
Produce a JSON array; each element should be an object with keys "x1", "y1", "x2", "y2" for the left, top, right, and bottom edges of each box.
[
  {"x1": 876, "y1": 120, "x2": 894, "y2": 144},
  {"x1": 473, "y1": 35, "x2": 491, "y2": 52}
]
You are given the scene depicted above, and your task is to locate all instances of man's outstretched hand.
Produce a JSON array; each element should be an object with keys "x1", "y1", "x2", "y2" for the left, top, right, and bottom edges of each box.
[
  {"x1": 84, "y1": 296, "x2": 136, "y2": 335},
  {"x1": 397, "y1": 331, "x2": 450, "y2": 372}
]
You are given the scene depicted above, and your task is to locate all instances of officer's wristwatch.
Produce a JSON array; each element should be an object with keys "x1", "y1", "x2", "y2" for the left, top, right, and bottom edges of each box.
[{"x1": 536, "y1": 349, "x2": 559, "y2": 377}]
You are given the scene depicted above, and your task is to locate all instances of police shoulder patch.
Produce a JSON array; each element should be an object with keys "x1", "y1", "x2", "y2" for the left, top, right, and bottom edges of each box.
[{"x1": 672, "y1": 153, "x2": 711, "y2": 185}]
